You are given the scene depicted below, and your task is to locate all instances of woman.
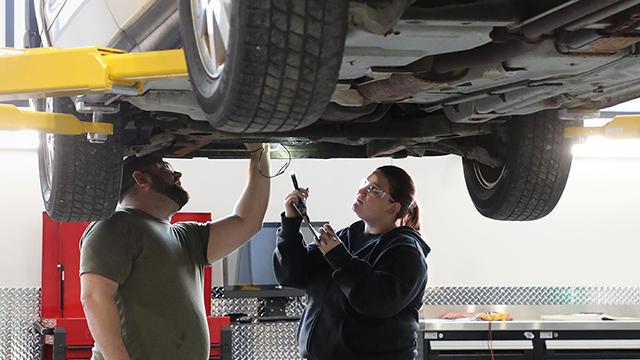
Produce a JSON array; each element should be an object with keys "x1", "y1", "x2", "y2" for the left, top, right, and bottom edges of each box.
[{"x1": 273, "y1": 165, "x2": 430, "y2": 360}]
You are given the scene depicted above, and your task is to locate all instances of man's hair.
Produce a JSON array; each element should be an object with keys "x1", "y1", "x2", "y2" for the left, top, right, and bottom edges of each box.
[{"x1": 120, "y1": 154, "x2": 163, "y2": 200}]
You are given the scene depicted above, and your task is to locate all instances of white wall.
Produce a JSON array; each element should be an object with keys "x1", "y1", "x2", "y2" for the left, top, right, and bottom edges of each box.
[
  {"x1": 400, "y1": 156, "x2": 640, "y2": 287},
  {"x1": 173, "y1": 154, "x2": 640, "y2": 288},
  {"x1": 0, "y1": 150, "x2": 43, "y2": 287},
  {"x1": 1, "y1": 148, "x2": 640, "y2": 288}
]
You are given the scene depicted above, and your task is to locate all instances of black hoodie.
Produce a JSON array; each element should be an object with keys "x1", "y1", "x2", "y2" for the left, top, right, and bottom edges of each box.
[{"x1": 273, "y1": 214, "x2": 431, "y2": 360}]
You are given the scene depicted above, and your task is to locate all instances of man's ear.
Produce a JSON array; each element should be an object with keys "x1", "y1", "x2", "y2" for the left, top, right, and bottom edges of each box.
[{"x1": 131, "y1": 170, "x2": 151, "y2": 188}]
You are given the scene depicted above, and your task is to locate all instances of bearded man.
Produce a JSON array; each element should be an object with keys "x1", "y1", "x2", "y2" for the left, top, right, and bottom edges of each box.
[{"x1": 79, "y1": 144, "x2": 270, "y2": 360}]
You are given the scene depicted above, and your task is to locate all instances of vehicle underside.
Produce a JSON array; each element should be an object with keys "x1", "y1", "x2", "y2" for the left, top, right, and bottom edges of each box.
[
  {"x1": 101, "y1": 0, "x2": 640, "y2": 160},
  {"x1": 33, "y1": 0, "x2": 640, "y2": 222}
]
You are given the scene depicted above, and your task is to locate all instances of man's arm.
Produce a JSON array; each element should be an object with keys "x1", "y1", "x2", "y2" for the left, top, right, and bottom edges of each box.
[
  {"x1": 207, "y1": 144, "x2": 271, "y2": 262},
  {"x1": 80, "y1": 273, "x2": 130, "y2": 360}
]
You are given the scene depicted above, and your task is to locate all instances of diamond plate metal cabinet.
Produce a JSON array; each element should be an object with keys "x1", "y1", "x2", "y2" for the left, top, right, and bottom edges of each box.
[{"x1": 0, "y1": 287, "x2": 41, "y2": 360}]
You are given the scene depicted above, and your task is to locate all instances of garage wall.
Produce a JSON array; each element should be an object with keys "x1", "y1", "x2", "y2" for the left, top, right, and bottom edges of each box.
[
  {"x1": 0, "y1": 150, "x2": 44, "y2": 287},
  {"x1": 417, "y1": 155, "x2": 640, "y2": 287},
  {"x1": 175, "y1": 153, "x2": 640, "y2": 288},
  {"x1": 1, "y1": 148, "x2": 640, "y2": 289}
]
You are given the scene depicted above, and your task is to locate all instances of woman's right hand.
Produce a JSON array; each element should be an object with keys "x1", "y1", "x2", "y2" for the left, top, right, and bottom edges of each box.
[{"x1": 284, "y1": 188, "x2": 309, "y2": 218}]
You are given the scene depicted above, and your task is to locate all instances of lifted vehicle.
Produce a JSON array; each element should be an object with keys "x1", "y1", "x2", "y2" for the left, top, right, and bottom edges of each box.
[{"x1": 28, "y1": 0, "x2": 640, "y2": 222}]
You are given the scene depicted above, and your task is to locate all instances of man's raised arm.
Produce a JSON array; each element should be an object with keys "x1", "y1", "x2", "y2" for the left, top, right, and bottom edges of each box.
[{"x1": 207, "y1": 144, "x2": 271, "y2": 262}]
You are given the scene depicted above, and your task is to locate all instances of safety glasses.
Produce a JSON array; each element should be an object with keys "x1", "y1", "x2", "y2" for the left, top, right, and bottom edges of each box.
[{"x1": 358, "y1": 178, "x2": 394, "y2": 201}]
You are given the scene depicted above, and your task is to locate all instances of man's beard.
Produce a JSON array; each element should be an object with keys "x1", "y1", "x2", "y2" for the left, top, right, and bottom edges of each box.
[{"x1": 149, "y1": 173, "x2": 190, "y2": 210}]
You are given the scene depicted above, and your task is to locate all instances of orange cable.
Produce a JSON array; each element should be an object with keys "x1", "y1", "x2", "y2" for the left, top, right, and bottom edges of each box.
[{"x1": 488, "y1": 320, "x2": 495, "y2": 360}]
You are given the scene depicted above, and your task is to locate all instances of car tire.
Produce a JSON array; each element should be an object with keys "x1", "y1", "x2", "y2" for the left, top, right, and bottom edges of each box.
[
  {"x1": 37, "y1": 98, "x2": 124, "y2": 222},
  {"x1": 462, "y1": 111, "x2": 574, "y2": 221},
  {"x1": 178, "y1": 0, "x2": 348, "y2": 133}
]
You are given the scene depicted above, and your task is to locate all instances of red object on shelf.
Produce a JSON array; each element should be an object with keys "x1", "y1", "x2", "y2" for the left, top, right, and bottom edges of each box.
[{"x1": 40, "y1": 212, "x2": 230, "y2": 359}]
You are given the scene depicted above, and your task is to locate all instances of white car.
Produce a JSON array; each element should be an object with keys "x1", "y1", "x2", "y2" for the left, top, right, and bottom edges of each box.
[{"x1": 29, "y1": 0, "x2": 640, "y2": 221}]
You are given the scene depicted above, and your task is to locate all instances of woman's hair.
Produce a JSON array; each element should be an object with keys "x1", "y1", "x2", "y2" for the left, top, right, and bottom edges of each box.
[{"x1": 376, "y1": 165, "x2": 420, "y2": 231}]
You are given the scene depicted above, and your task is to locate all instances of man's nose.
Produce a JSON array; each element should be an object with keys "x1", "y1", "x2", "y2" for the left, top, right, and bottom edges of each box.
[{"x1": 174, "y1": 171, "x2": 182, "y2": 180}]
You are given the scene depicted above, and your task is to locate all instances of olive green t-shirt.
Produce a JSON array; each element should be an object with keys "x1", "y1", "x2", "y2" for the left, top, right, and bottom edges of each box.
[{"x1": 79, "y1": 207, "x2": 211, "y2": 360}]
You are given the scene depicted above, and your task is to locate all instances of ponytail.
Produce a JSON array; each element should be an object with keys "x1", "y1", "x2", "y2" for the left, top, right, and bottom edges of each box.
[{"x1": 401, "y1": 202, "x2": 421, "y2": 231}]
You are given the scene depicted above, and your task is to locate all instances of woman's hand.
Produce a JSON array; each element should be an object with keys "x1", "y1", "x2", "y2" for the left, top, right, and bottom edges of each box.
[
  {"x1": 284, "y1": 188, "x2": 309, "y2": 218},
  {"x1": 316, "y1": 224, "x2": 342, "y2": 255}
]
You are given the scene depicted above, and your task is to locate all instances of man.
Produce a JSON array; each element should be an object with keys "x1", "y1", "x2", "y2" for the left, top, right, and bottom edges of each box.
[{"x1": 79, "y1": 144, "x2": 270, "y2": 360}]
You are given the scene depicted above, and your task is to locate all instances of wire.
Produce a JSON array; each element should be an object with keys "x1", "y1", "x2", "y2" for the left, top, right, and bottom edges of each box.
[
  {"x1": 488, "y1": 320, "x2": 495, "y2": 360},
  {"x1": 248, "y1": 143, "x2": 292, "y2": 179}
]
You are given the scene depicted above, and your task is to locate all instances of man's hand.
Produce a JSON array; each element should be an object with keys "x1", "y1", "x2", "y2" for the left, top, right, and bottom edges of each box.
[
  {"x1": 245, "y1": 143, "x2": 270, "y2": 176},
  {"x1": 245, "y1": 143, "x2": 269, "y2": 154}
]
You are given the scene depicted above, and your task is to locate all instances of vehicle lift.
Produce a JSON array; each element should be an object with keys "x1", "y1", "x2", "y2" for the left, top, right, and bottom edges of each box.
[
  {"x1": 1, "y1": 46, "x2": 640, "y2": 141},
  {"x1": 0, "y1": 47, "x2": 232, "y2": 360},
  {"x1": 1, "y1": 42, "x2": 640, "y2": 360},
  {"x1": 0, "y1": 46, "x2": 188, "y2": 138}
]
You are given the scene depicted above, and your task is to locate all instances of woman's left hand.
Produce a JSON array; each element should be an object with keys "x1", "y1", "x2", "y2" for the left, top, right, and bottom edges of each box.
[{"x1": 316, "y1": 224, "x2": 342, "y2": 255}]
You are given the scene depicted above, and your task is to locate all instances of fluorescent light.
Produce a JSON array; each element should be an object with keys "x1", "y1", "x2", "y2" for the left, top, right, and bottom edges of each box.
[
  {"x1": 0, "y1": 130, "x2": 39, "y2": 150},
  {"x1": 572, "y1": 137, "x2": 640, "y2": 158}
]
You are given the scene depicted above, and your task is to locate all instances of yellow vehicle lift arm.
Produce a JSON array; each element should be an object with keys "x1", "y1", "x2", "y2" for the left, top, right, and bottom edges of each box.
[
  {"x1": 1, "y1": 46, "x2": 640, "y2": 140},
  {"x1": 565, "y1": 116, "x2": 640, "y2": 140},
  {"x1": 0, "y1": 46, "x2": 188, "y2": 135},
  {"x1": 0, "y1": 104, "x2": 113, "y2": 135}
]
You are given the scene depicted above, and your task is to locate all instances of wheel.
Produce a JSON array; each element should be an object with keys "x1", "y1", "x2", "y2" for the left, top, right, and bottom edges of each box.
[
  {"x1": 37, "y1": 98, "x2": 124, "y2": 222},
  {"x1": 178, "y1": 0, "x2": 348, "y2": 133},
  {"x1": 462, "y1": 111, "x2": 575, "y2": 221}
]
